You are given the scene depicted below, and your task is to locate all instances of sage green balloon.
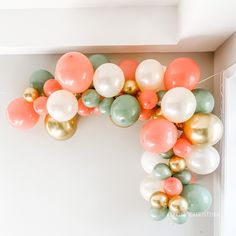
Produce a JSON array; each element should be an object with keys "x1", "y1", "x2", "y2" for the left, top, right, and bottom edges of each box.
[
  {"x1": 99, "y1": 98, "x2": 114, "y2": 115},
  {"x1": 160, "y1": 149, "x2": 174, "y2": 159},
  {"x1": 30, "y1": 69, "x2": 53, "y2": 94},
  {"x1": 174, "y1": 170, "x2": 192, "y2": 185},
  {"x1": 150, "y1": 207, "x2": 168, "y2": 221},
  {"x1": 82, "y1": 89, "x2": 100, "y2": 108},
  {"x1": 89, "y1": 54, "x2": 110, "y2": 70},
  {"x1": 153, "y1": 163, "x2": 172, "y2": 180},
  {"x1": 169, "y1": 212, "x2": 188, "y2": 224},
  {"x1": 193, "y1": 88, "x2": 215, "y2": 113},
  {"x1": 110, "y1": 95, "x2": 140, "y2": 127},
  {"x1": 157, "y1": 90, "x2": 167, "y2": 106},
  {"x1": 182, "y1": 184, "x2": 212, "y2": 212}
]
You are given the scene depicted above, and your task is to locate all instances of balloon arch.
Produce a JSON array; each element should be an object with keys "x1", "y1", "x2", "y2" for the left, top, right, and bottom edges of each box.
[{"x1": 7, "y1": 53, "x2": 223, "y2": 224}]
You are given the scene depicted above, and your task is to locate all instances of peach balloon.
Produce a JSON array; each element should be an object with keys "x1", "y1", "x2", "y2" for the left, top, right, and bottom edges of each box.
[
  {"x1": 173, "y1": 138, "x2": 192, "y2": 158},
  {"x1": 164, "y1": 58, "x2": 200, "y2": 90},
  {"x1": 140, "y1": 118, "x2": 178, "y2": 153},
  {"x1": 55, "y1": 52, "x2": 94, "y2": 93},
  {"x1": 138, "y1": 90, "x2": 158, "y2": 110},
  {"x1": 78, "y1": 98, "x2": 94, "y2": 116},
  {"x1": 163, "y1": 177, "x2": 183, "y2": 197},
  {"x1": 33, "y1": 96, "x2": 48, "y2": 115},
  {"x1": 139, "y1": 108, "x2": 153, "y2": 121},
  {"x1": 7, "y1": 97, "x2": 39, "y2": 130},
  {"x1": 43, "y1": 79, "x2": 62, "y2": 96},
  {"x1": 119, "y1": 59, "x2": 139, "y2": 81}
]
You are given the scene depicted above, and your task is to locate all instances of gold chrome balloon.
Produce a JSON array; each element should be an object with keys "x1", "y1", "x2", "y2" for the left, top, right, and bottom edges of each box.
[
  {"x1": 123, "y1": 80, "x2": 139, "y2": 95},
  {"x1": 152, "y1": 108, "x2": 162, "y2": 120},
  {"x1": 45, "y1": 114, "x2": 78, "y2": 140},
  {"x1": 184, "y1": 113, "x2": 223, "y2": 145},
  {"x1": 150, "y1": 191, "x2": 169, "y2": 208},
  {"x1": 169, "y1": 196, "x2": 188, "y2": 215},
  {"x1": 169, "y1": 156, "x2": 186, "y2": 173},
  {"x1": 23, "y1": 87, "x2": 39, "y2": 102}
]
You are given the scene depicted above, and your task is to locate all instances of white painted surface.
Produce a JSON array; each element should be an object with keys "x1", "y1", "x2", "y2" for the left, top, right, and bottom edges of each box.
[{"x1": 0, "y1": 53, "x2": 217, "y2": 236}]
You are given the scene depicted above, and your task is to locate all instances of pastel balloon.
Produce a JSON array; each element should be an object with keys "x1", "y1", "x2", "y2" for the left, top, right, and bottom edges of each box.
[
  {"x1": 153, "y1": 163, "x2": 172, "y2": 180},
  {"x1": 182, "y1": 184, "x2": 212, "y2": 212},
  {"x1": 93, "y1": 63, "x2": 125, "y2": 97},
  {"x1": 135, "y1": 59, "x2": 164, "y2": 91},
  {"x1": 169, "y1": 212, "x2": 188, "y2": 224},
  {"x1": 186, "y1": 144, "x2": 220, "y2": 175},
  {"x1": 89, "y1": 54, "x2": 110, "y2": 70},
  {"x1": 161, "y1": 87, "x2": 196, "y2": 123},
  {"x1": 82, "y1": 89, "x2": 100, "y2": 108},
  {"x1": 163, "y1": 177, "x2": 183, "y2": 197},
  {"x1": 138, "y1": 90, "x2": 158, "y2": 109},
  {"x1": 98, "y1": 97, "x2": 114, "y2": 116},
  {"x1": 7, "y1": 97, "x2": 39, "y2": 130},
  {"x1": 157, "y1": 90, "x2": 166, "y2": 106},
  {"x1": 173, "y1": 138, "x2": 192, "y2": 158},
  {"x1": 119, "y1": 59, "x2": 139, "y2": 81},
  {"x1": 139, "y1": 108, "x2": 153, "y2": 121},
  {"x1": 141, "y1": 151, "x2": 168, "y2": 174},
  {"x1": 55, "y1": 52, "x2": 94, "y2": 93},
  {"x1": 47, "y1": 90, "x2": 78, "y2": 122},
  {"x1": 43, "y1": 79, "x2": 62, "y2": 96},
  {"x1": 140, "y1": 118, "x2": 178, "y2": 153},
  {"x1": 173, "y1": 170, "x2": 192, "y2": 185},
  {"x1": 140, "y1": 175, "x2": 163, "y2": 201},
  {"x1": 78, "y1": 98, "x2": 94, "y2": 116},
  {"x1": 184, "y1": 113, "x2": 223, "y2": 145},
  {"x1": 150, "y1": 207, "x2": 168, "y2": 221},
  {"x1": 33, "y1": 96, "x2": 48, "y2": 115},
  {"x1": 164, "y1": 58, "x2": 200, "y2": 90}
]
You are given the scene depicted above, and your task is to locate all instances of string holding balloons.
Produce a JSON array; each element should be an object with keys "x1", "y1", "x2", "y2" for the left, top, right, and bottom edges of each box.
[{"x1": 6, "y1": 53, "x2": 223, "y2": 224}]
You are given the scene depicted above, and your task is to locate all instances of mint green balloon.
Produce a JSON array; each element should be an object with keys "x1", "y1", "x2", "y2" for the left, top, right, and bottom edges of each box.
[
  {"x1": 82, "y1": 89, "x2": 100, "y2": 108},
  {"x1": 99, "y1": 98, "x2": 114, "y2": 115},
  {"x1": 89, "y1": 54, "x2": 110, "y2": 70},
  {"x1": 182, "y1": 184, "x2": 212, "y2": 212},
  {"x1": 193, "y1": 88, "x2": 215, "y2": 113},
  {"x1": 174, "y1": 170, "x2": 192, "y2": 185},
  {"x1": 30, "y1": 69, "x2": 53, "y2": 94},
  {"x1": 169, "y1": 212, "x2": 188, "y2": 224},
  {"x1": 150, "y1": 207, "x2": 168, "y2": 221},
  {"x1": 157, "y1": 90, "x2": 167, "y2": 106},
  {"x1": 110, "y1": 95, "x2": 140, "y2": 127},
  {"x1": 160, "y1": 149, "x2": 174, "y2": 159},
  {"x1": 153, "y1": 163, "x2": 172, "y2": 180}
]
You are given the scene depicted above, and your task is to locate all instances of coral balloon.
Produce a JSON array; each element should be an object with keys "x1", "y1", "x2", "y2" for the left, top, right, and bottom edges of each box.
[
  {"x1": 140, "y1": 118, "x2": 178, "y2": 153},
  {"x1": 43, "y1": 79, "x2": 62, "y2": 96},
  {"x1": 173, "y1": 138, "x2": 192, "y2": 158},
  {"x1": 138, "y1": 90, "x2": 158, "y2": 109},
  {"x1": 55, "y1": 52, "x2": 94, "y2": 93},
  {"x1": 7, "y1": 97, "x2": 39, "y2": 130},
  {"x1": 78, "y1": 98, "x2": 94, "y2": 116},
  {"x1": 163, "y1": 177, "x2": 183, "y2": 197},
  {"x1": 139, "y1": 108, "x2": 153, "y2": 121},
  {"x1": 33, "y1": 96, "x2": 48, "y2": 115},
  {"x1": 164, "y1": 57, "x2": 200, "y2": 90},
  {"x1": 119, "y1": 59, "x2": 139, "y2": 81}
]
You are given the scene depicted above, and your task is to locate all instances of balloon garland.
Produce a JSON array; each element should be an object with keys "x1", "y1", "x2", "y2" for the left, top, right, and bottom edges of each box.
[{"x1": 6, "y1": 52, "x2": 223, "y2": 224}]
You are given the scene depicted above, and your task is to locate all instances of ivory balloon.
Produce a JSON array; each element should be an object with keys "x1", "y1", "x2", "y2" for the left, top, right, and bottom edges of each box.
[
  {"x1": 93, "y1": 63, "x2": 125, "y2": 97},
  {"x1": 186, "y1": 144, "x2": 220, "y2": 175},
  {"x1": 161, "y1": 87, "x2": 196, "y2": 123},
  {"x1": 47, "y1": 90, "x2": 78, "y2": 122},
  {"x1": 135, "y1": 59, "x2": 164, "y2": 91}
]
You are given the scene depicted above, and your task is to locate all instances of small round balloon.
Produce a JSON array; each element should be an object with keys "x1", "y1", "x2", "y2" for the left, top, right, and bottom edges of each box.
[
  {"x1": 43, "y1": 79, "x2": 62, "y2": 97},
  {"x1": 78, "y1": 98, "x2": 94, "y2": 116},
  {"x1": 138, "y1": 90, "x2": 158, "y2": 110},
  {"x1": 163, "y1": 177, "x2": 183, "y2": 197},
  {"x1": 89, "y1": 54, "x2": 110, "y2": 70},
  {"x1": 82, "y1": 89, "x2": 100, "y2": 108},
  {"x1": 139, "y1": 108, "x2": 153, "y2": 121},
  {"x1": 98, "y1": 98, "x2": 114, "y2": 116},
  {"x1": 173, "y1": 138, "x2": 192, "y2": 158},
  {"x1": 119, "y1": 59, "x2": 139, "y2": 81},
  {"x1": 33, "y1": 96, "x2": 48, "y2": 115},
  {"x1": 150, "y1": 207, "x2": 168, "y2": 221}
]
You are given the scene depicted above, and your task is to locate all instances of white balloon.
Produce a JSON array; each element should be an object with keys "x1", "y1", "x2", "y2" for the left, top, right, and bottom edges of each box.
[
  {"x1": 141, "y1": 151, "x2": 167, "y2": 174},
  {"x1": 135, "y1": 59, "x2": 164, "y2": 91},
  {"x1": 186, "y1": 144, "x2": 220, "y2": 175},
  {"x1": 93, "y1": 63, "x2": 125, "y2": 97},
  {"x1": 47, "y1": 90, "x2": 78, "y2": 122},
  {"x1": 161, "y1": 87, "x2": 196, "y2": 123},
  {"x1": 140, "y1": 175, "x2": 163, "y2": 201}
]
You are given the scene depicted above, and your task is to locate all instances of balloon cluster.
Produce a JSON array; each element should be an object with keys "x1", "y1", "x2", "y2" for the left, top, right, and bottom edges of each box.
[{"x1": 6, "y1": 53, "x2": 223, "y2": 224}]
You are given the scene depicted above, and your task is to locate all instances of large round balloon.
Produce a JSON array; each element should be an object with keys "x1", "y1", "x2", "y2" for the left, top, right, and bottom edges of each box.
[
  {"x1": 93, "y1": 63, "x2": 125, "y2": 97},
  {"x1": 182, "y1": 184, "x2": 212, "y2": 212},
  {"x1": 164, "y1": 58, "x2": 200, "y2": 90},
  {"x1": 184, "y1": 113, "x2": 223, "y2": 145},
  {"x1": 140, "y1": 118, "x2": 178, "y2": 153},
  {"x1": 55, "y1": 52, "x2": 94, "y2": 93},
  {"x1": 7, "y1": 97, "x2": 39, "y2": 130},
  {"x1": 47, "y1": 90, "x2": 78, "y2": 122},
  {"x1": 161, "y1": 87, "x2": 196, "y2": 123},
  {"x1": 186, "y1": 144, "x2": 220, "y2": 175},
  {"x1": 135, "y1": 59, "x2": 164, "y2": 91}
]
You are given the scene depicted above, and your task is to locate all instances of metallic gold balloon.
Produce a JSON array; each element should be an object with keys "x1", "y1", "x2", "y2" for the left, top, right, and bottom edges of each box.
[
  {"x1": 169, "y1": 156, "x2": 186, "y2": 173},
  {"x1": 150, "y1": 191, "x2": 169, "y2": 208},
  {"x1": 44, "y1": 114, "x2": 78, "y2": 140},
  {"x1": 23, "y1": 87, "x2": 39, "y2": 102},
  {"x1": 184, "y1": 113, "x2": 223, "y2": 145},
  {"x1": 151, "y1": 108, "x2": 163, "y2": 119},
  {"x1": 169, "y1": 196, "x2": 188, "y2": 215},
  {"x1": 123, "y1": 80, "x2": 139, "y2": 95}
]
